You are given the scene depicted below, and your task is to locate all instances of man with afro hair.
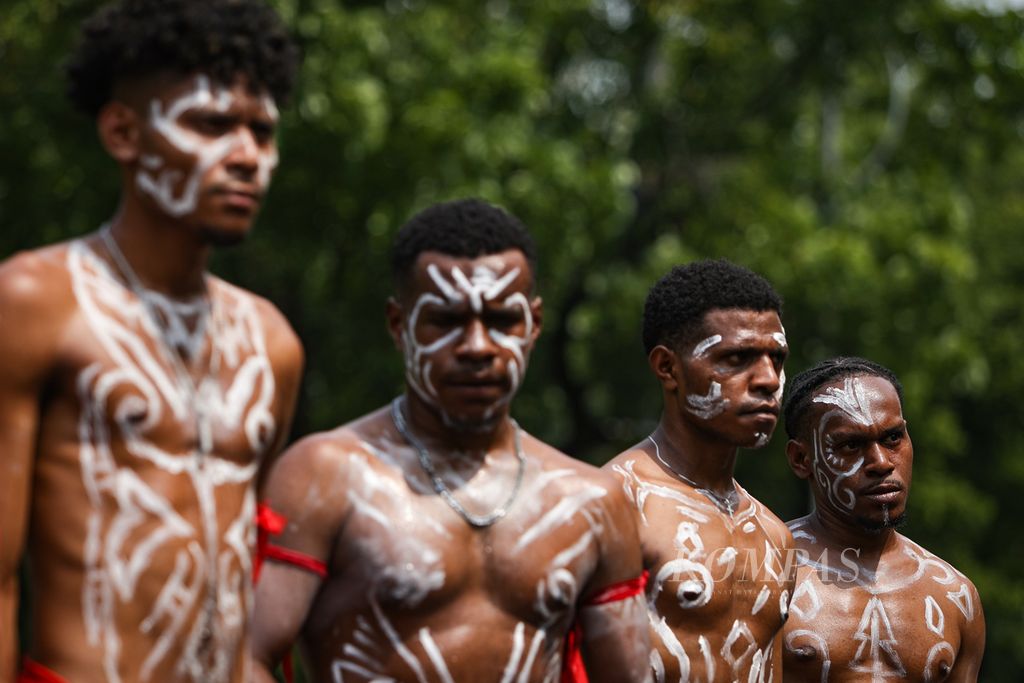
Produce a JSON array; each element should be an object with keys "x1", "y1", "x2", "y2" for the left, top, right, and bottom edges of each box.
[
  {"x1": 604, "y1": 259, "x2": 796, "y2": 681},
  {"x1": 0, "y1": 1, "x2": 303, "y2": 680},
  {"x1": 251, "y1": 199, "x2": 651, "y2": 682},
  {"x1": 781, "y1": 357, "x2": 985, "y2": 680}
]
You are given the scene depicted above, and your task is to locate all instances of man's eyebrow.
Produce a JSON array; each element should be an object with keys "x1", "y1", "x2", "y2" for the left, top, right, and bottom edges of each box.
[
  {"x1": 828, "y1": 421, "x2": 906, "y2": 439},
  {"x1": 826, "y1": 428, "x2": 868, "y2": 440},
  {"x1": 714, "y1": 340, "x2": 781, "y2": 353}
]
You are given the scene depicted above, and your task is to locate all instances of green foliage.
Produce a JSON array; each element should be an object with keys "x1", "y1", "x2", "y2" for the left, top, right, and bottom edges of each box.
[{"x1": 3, "y1": 0, "x2": 1023, "y2": 677}]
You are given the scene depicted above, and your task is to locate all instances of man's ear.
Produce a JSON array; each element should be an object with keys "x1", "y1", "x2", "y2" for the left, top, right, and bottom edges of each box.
[
  {"x1": 97, "y1": 101, "x2": 142, "y2": 164},
  {"x1": 385, "y1": 297, "x2": 405, "y2": 351},
  {"x1": 528, "y1": 295, "x2": 543, "y2": 344},
  {"x1": 786, "y1": 438, "x2": 813, "y2": 479},
  {"x1": 648, "y1": 345, "x2": 682, "y2": 392}
]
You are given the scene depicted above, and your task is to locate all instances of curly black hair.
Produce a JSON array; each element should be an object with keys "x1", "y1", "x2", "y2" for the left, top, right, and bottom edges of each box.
[
  {"x1": 391, "y1": 198, "x2": 538, "y2": 292},
  {"x1": 641, "y1": 259, "x2": 782, "y2": 355},
  {"x1": 783, "y1": 356, "x2": 904, "y2": 439},
  {"x1": 65, "y1": 0, "x2": 300, "y2": 116}
]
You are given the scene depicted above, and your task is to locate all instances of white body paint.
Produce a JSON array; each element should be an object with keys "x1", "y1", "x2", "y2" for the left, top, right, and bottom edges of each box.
[
  {"x1": 403, "y1": 263, "x2": 533, "y2": 426},
  {"x1": 71, "y1": 241, "x2": 276, "y2": 682},
  {"x1": 786, "y1": 519, "x2": 979, "y2": 680},
  {"x1": 614, "y1": 457, "x2": 786, "y2": 683},
  {"x1": 324, "y1": 456, "x2": 616, "y2": 682},
  {"x1": 810, "y1": 377, "x2": 876, "y2": 510},
  {"x1": 136, "y1": 75, "x2": 279, "y2": 218},
  {"x1": 850, "y1": 597, "x2": 906, "y2": 677}
]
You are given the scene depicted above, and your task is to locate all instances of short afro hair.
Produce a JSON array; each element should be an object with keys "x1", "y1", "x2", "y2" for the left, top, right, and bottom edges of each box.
[
  {"x1": 783, "y1": 357, "x2": 904, "y2": 439},
  {"x1": 642, "y1": 259, "x2": 782, "y2": 355},
  {"x1": 391, "y1": 198, "x2": 538, "y2": 292},
  {"x1": 65, "y1": 0, "x2": 301, "y2": 116}
]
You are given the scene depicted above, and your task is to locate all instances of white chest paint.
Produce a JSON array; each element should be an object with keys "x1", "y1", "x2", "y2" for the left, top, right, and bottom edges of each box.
[{"x1": 69, "y1": 240, "x2": 276, "y2": 683}]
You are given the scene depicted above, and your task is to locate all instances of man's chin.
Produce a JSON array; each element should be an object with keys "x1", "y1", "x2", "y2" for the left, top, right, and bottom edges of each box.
[
  {"x1": 440, "y1": 409, "x2": 504, "y2": 434},
  {"x1": 198, "y1": 223, "x2": 252, "y2": 248},
  {"x1": 855, "y1": 509, "x2": 907, "y2": 535},
  {"x1": 740, "y1": 429, "x2": 776, "y2": 449}
]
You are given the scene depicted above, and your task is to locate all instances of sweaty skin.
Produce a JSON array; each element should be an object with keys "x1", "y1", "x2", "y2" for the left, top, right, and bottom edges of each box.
[
  {"x1": 605, "y1": 309, "x2": 796, "y2": 683},
  {"x1": 252, "y1": 249, "x2": 650, "y2": 682},
  {"x1": 0, "y1": 73, "x2": 302, "y2": 682},
  {"x1": 783, "y1": 375, "x2": 985, "y2": 682}
]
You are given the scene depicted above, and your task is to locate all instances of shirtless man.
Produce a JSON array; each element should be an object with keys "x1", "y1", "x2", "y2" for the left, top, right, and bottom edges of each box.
[
  {"x1": 781, "y1": 357, "x2": 985, "y2": 681},
  {"x1": 251, "y1": 198, "x2": 650, "y2": 682},
  {"x1": 0, "y1": 1, "x2": 303, "y2": 680},
  {"x1": 605, "y1": 259, "x2": 796, "y2": 682}
]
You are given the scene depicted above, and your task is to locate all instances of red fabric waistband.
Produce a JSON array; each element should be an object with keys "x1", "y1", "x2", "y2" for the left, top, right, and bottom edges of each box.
[{"x1": 18, "y1": 657, "x2": 68, "y2": 683}]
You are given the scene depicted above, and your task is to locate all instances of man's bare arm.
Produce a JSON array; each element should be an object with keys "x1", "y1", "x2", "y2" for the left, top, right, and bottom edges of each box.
[
  {"x1": 252, "y1": 298, "x2": 304, "y2": 495},
  {"x1": 251, "y1": 435, "x2": 347, "y2": 680},
  {"x1": 578, "y1": 476, "x2": 652, "y2": 683},
  {"x1": 947, "y1": 581, "x2": 986, "y2": 683},
  {"x1": 0, "y1": 253, "x2": 66, "y2": 677}
]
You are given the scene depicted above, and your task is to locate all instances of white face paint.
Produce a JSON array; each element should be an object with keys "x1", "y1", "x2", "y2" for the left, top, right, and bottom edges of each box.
[
  {"x1": 71, "y1": 242, "x2": 276, "y2": 681},
  {"x1": 691, "y1": 334, "x2": 722, "y2": 358},
  {"x1": 810, "y1": 377, "x2": 875, "y2": 511},
  {"x1": 136, "y1": 75, "x2": 279, "y2": 218},
  {"x1": 402, "y1": 259, "x2": 534, "y2": 427},
  {"x1": 686, "y1": 336, "x2": 729, "y2": 419},
  {"x1": 684, "y1": 325, "x2": 786, "y2": 425},
  {"x1": 686, "y1": 380, "x2": 729, "y2": 420},
  {"x1": 772, "y1": 326, "x2": 787, "y2": 403}
]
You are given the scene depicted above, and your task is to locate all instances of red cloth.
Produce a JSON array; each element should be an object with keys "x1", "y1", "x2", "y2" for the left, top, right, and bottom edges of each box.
[
  {"x1": 262, "y1": 544, "x2": 328, "y2": 578},
  {"x1": 561, "y1": 571, "x2": 649, "y2": 683},
  {"x1": 255, "y1": 502, "x2": 327, "y2": 580},
  {"x1": 18, "y1": 657, "x2": 68, "y2": 683},
  {"x1": 255, "y1": 502, "x2": 287, "y2": 582}
]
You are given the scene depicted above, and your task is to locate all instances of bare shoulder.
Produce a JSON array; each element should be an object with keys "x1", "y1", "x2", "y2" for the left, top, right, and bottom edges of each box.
[
  {"x1": 520, "y1": 430, "x2": 623, "y2": 495},
  {"x1": 210, "y1": 277, "x2": 302, "y2": 362},
  {"x1": 0, "y1": 244, "x2": 75, "y2": 314},
  {"x1": 0, "y1": 244, "x2": 77, "y2": 373},
  {"x1": 739, "y1": 486, "x2": 792, "y2": 549},
  {"x1": 895, "y1": 533, "x2": 986, "y2": 662},
  {"x1": 898, "y1": 534, "x2": 983, "y2": 603},
  {"x1": 602, "y1": 444, "x2": 655, "y2": 478},
  {"x1": 264, "y1": 408, "x2": 391, "y2": 524},
  {"x1": 267, "y1": 409, "x2": 389, "y2": 495}
]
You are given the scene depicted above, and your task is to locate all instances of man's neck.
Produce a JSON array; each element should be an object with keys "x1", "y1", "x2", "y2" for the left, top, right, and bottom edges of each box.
[
  {"x1": 653, "y1": 415, "x2": 738, "y2": 495},
  {"x1": 808, "y1": 506, "x2": 898, "y2": 559},
  {"x1": 400, "y1": 392, "x2": 516, "y2": 458},
  {"x1": 104, "y1": 204, "x2": 210, "y2": 299}
]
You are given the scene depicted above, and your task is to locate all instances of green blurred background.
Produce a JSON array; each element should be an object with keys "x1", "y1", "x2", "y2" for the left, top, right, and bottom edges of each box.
[{"x1": 3, "y1": 0, "x2": 1024, "y2": 679}]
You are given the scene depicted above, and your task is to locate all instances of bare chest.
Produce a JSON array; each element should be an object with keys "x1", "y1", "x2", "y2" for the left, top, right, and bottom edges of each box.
[
  {"x1": 329, "y1": 458, "x2": 609, "y2": 624},
  {"x1": 784, "y1": 566, "x2": 974, "y2": 680},
  {"x1": 642, "y1": 493, "x2": 790, "y2": 630},
  {"x1": 58, "y1": 242, "x2": 278, "y2": 469}
]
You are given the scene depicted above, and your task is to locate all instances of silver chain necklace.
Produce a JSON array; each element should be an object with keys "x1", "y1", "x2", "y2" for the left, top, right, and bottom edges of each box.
[
  {"x1": 100, "y1": 225, "x2": 221, "y2": 647},
  {"x1": 390, "y1": 397, "x2": 526, "y2": 528},
  {"x1": 647, "y1": 434, "x2": 739, "y2": 515},
  {"x1": 101, "y1": 225, "x2": 217, "y2": 460}
]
